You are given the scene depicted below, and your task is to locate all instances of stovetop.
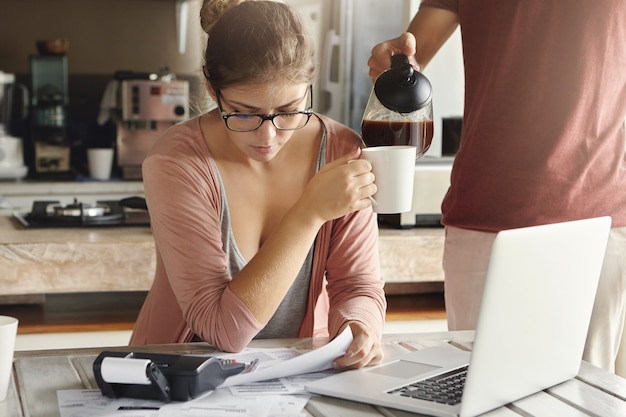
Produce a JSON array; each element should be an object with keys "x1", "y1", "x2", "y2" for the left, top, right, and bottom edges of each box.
[{"x1": 12, "y1": 197, "x2": 150, "y2": 228}]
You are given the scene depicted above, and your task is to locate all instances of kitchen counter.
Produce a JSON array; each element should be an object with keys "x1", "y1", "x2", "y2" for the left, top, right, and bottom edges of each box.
[
  {"x1": 379, "y1": 226, "x2": 445, "y2": 293},
  {"x1": 0, "y1": 216, "x2": 156, "y2": 299},
  {"x1": 0, "y1": 212, "x2": 445, "y2": 301}
]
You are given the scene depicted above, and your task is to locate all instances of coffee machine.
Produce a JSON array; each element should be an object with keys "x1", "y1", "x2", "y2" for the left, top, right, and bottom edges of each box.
[
  {"x1": 115, "y1": 75, "x2": 189, "y2": 179},
  {"x1": 0, "y1": 71, "x2": 29, "y2": 179},
  {"x1": 29, "y1": 55, "x2": 71, "y2": 176}
]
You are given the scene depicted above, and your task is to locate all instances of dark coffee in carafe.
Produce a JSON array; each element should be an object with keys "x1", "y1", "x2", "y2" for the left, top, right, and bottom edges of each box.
[{"x1": 361, "y1": 120, "x2": 433, "y2": 157}]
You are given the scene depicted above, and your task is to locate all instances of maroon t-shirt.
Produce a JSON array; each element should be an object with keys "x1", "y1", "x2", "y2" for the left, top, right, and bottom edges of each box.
[{"x1": 422, "y1": 0, "x2": 626, "y2": 231}]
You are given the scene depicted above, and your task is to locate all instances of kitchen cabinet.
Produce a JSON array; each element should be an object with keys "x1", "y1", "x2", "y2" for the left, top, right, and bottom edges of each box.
[{"x1": 0, "y1": 0, "x2": 204, "y2": 75}]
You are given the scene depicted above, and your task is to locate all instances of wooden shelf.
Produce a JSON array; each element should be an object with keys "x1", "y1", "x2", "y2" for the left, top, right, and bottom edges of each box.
[
  {"x1": 0, "y1": 291, "x2": 446, "y2": 335},
  {"x1": 385, "y1": 292, "x2": 446, "y2": 322},
  {"x1": 0, "y1": 291, "x2": 146, "y2": 335}
]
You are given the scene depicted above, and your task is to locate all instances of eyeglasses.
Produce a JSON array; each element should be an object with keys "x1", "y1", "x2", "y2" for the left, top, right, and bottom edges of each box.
[{"x1": 216, "y1": 85, "x2": 313, "y2": 132}]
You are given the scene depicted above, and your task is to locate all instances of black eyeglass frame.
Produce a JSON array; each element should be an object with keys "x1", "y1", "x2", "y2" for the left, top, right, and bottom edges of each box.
[{"x1": 216, "y1": 85, "x2": 314, "y2": 132}]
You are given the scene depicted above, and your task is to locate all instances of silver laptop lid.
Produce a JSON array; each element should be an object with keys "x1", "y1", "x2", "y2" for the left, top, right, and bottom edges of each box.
[{"x1": 460, "y1": 216, "x2": 611, "y2": 417}]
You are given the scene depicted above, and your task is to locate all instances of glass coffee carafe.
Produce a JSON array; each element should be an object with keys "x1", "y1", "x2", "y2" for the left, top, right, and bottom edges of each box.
[{"x1": 361, "y1": 54, "x2": 433, "y2": 158}]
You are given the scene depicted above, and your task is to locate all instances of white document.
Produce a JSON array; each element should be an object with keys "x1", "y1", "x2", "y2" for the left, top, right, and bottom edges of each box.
[
  {"x1": 221, "y1": 326, "x2": 353, "y2": 387},
  {"x1": 58, "y1": 389, "x2": 162, "y2": 417},
  {"x1": 57, "y1": 389, "x2": 289, "y2": 417},
  {"x1": 227, "y1": 370, "x2": 338, "y2": 396}
]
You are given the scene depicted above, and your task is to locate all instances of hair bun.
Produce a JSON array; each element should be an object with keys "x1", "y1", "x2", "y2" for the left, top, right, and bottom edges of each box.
[{"x1": 200, "y1": 0, "x2": 246, "y2": 34}]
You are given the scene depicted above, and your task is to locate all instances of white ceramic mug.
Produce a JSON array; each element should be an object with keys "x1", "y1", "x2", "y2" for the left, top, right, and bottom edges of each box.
[
  {"x1": 0, "y1": 136, "x2": 25, "y2": 168},
  {"x1": 0, "y1": 315, "x2": 18, "y2": 402},
  {"x1": 362, "y1": 145, "x2": 416, "y2": 214},
  {"x1": 87, "y1": 148, "x2": 114, "y2": 180}
]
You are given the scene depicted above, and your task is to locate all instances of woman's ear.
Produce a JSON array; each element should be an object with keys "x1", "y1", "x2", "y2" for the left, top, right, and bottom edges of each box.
[{"x1": 205, "y1": 81, "x2": 217, "y2": 102}]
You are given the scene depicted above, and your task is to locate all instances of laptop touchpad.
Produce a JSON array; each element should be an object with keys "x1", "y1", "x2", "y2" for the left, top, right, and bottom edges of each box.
[{"x1": 367, "y1": 360, "x2": 441, "y2": 379}]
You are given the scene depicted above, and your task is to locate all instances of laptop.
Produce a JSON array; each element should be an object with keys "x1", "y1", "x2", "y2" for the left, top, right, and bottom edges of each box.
[{"x1": 306, "y1": 216, "x2": 612, "y2": 417}]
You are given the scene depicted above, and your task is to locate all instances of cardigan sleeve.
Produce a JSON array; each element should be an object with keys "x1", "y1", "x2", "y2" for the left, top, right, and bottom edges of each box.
[
  {"x1": 325, "y1": 208, "x2": 386, "y2": 340},
  {"x1": 143, "y1": 123, "x2": 264, "y2": 352},
  {"x1": 316, "y1": 115, "x2": 387, "y2": 340}
]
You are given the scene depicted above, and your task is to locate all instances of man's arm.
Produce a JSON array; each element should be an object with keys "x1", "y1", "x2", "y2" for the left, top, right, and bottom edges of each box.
[{"x1": 368, "y1": 7, "x2": 459, "y2": 79}]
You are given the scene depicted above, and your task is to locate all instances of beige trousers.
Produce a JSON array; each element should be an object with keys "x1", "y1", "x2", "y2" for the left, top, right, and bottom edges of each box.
[{"x1": 442, "y1": 226, "x2": 626, "y2": 377}]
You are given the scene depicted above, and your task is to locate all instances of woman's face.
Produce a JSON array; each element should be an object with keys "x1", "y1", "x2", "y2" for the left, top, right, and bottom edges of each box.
[{"x1": 216, "y1": 83, "x2": 311, "y2": 163}]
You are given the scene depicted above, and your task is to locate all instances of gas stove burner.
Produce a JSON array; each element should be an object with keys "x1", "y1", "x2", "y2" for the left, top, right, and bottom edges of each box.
[
  {"x1": 12, "y1": 197, "x2": 150, "y2": 228},
  {"x1": 47, "y1": 199, "x2": 113, "y2": 218},
  {"x1": 27, "y1": 199, "x2": 125, "y2": 226}
]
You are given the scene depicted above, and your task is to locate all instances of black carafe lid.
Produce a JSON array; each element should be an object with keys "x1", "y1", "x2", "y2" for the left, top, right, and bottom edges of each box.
[{"x1": 374, "y1": 54, "x2": 432, "y2": 113}]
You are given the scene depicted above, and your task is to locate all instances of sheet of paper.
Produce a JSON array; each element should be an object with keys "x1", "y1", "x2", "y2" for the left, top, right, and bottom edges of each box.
[
  {"x1": 58, "y1": 389, "x2": 163, "y2": 417},
  {"x1": 58, "y1": 389, "x2": 306, "y2": 417},
  {"x1": 265, "y1": 394, "x2": 309, "y2": 417},
  {"x1": 227, "y1": 370, "x2": 339, "y2": 396},
  {"x1": 221, "y1": 326, "x2": 353, "y2": 387},
  {"x1": 159, "y1": 389, "x2": 276, "y2": 416}
]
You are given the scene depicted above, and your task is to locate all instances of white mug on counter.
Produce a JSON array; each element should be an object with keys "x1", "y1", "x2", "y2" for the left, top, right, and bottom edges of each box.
[
  {"x1": 0, "y1": 315, "x2": 18, "y2": 402},
  {"x1": 87, "y1": 148, "x2": 114, "y2": 180},
  {"x1": 361, "y1": 145, "x2": 416, "y2": 214}
]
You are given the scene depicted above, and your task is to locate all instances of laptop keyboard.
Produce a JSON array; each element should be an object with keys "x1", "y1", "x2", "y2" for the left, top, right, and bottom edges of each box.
[{"x1": 387, "y1": 365, "x2": 468, "y2": 406}]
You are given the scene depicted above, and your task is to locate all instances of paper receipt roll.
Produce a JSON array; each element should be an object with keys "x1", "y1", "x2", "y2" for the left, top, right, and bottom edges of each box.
[{"x1": 100, "y1": 357, "x2": 152, "y2": 385}]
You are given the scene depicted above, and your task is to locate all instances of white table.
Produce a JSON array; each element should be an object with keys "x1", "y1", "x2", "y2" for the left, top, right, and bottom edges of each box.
[{"x1": 4, "y1": 331, "x2": 626, "y2": 416}]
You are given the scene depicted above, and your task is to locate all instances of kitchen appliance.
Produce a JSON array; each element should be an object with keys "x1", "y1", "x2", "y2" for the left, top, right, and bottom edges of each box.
[
  {"x1": 361, "y1": 54, "x2": 434, "y2": 157},
  {"x1": 115, "y1": 75, "x2": 189, "y2": 179},
  {"x1": 442, "y1": 116, "x2": 463, "y2": 156},
  {"x1": 93, "y1": 351, "x2": 245, "y2": 402},
  {"x1": 0, "y1": 71, "x2": 29, "y2": 180},
  {"x1": 12, "y1": 197, "x2": 150, "y2": 228},
  {"x1": 29, "y1": 54, "x2": 71, "y2": 176}
]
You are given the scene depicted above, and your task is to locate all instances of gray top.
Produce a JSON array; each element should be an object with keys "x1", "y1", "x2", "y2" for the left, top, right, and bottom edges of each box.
[{"x1": 213, "y1": 132, "x2": 327, "y2": 339}]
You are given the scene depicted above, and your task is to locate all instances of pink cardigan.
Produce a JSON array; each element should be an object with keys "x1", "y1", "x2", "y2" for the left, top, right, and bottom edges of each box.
[{"x1": 129, "y1": 114, "x2": 386, "y2": 352}]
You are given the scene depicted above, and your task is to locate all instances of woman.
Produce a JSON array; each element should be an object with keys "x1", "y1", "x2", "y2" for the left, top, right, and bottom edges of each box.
[{"x1": 130, "y1": 0, "x2": 386, "y2": 369}]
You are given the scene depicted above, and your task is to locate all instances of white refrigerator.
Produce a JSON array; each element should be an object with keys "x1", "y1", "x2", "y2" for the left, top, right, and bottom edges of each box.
[{"x1": 288, "y1": 0, "x2": 464, "y2": 157}]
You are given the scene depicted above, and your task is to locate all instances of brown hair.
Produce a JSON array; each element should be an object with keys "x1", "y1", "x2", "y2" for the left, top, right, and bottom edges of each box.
[{"x1": 200, "y1": 0, "x2": 316, "y2": 92}]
